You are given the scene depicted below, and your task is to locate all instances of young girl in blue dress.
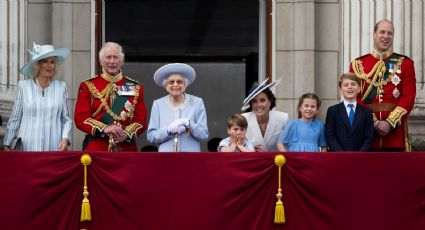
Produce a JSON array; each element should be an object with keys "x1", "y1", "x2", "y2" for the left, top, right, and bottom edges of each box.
[{"x1": 276, "y1": 93, "x2": 327, "y2": 152}]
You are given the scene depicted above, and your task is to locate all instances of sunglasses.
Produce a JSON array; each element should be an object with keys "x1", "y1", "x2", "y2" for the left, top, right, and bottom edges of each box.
[{"x1": 167, "y1": 80, "x2": 185, "y2": 85}]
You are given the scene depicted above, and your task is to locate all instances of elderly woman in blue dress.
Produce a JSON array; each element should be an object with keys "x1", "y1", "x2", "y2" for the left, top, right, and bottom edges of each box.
[
  {"x1": 3, "y1": 43, "x2": 72, "y2": 151},
  {"x1": 147, "y1": 63, "x2": 209, "y2": 152}
]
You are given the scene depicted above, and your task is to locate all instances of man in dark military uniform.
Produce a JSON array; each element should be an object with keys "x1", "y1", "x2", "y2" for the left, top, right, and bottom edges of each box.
[
  {"x1": 74, "y1": 42, "x2": 147, "y2": 151},
  {"x1": 350, "y1": 19, "x2": 416, "y2": 151}
]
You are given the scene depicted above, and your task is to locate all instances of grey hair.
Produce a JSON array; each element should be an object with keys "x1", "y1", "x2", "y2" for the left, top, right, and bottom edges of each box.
[
  {"x1": 98, "y1": 42, "x2": 125, "y2": 62},
  {"x1": 31, "y1": 57, "x2": 59, "y2": 78},
  {"x1": 161, "y1": 74, "x2": 189, "y2": 87}
]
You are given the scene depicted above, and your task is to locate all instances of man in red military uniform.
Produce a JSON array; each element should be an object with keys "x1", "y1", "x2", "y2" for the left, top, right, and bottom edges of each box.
[
  {"x1": 350, "y1": 19, "x2": 416, "y2": 151},
  {"x1": 75, "y1": 42, "x2": 147, "y2": 151}
]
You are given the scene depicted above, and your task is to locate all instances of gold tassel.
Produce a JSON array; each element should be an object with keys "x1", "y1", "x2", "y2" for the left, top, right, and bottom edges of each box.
[
  {"x1": 80, "y1": 154, "x2": 92, "y2": 222},
  {"x1": 403, "y1": 122, "x2": 412, "y2": 152},
  {"x1": 274, "y1": 154, "x2": 286, "y2": 224}
]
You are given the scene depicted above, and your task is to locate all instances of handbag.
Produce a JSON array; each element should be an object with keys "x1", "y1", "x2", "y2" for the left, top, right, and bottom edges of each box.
[{"x1": 10, "y1": 137, "x2": 22, "y2": 150}]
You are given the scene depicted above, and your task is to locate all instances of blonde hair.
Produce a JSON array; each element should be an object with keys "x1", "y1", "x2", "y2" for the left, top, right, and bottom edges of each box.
[{"x1": 31, "y1": 57, "x2": 58, "y2": 78}]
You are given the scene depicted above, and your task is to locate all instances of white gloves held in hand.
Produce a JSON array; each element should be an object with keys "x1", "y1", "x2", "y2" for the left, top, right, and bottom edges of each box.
[{"x1": 167, "y1": 119, "x2": 190, "y2": 134}]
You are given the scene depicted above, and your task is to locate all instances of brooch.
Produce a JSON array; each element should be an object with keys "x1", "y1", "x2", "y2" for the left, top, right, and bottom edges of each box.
[
  {"x1": 391, "y1": 74, "x2": 401, "y2": 86},
  {"x1": 392, "y1": 88, "x2": 400, "y2": 99}
]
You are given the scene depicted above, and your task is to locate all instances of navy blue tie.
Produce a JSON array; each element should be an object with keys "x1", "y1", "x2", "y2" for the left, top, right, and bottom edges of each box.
[{"x1": 348, "y1": 104, "x2": 355, "y2": 127}]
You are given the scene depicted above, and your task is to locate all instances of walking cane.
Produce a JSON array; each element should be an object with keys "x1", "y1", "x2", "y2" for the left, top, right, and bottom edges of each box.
[{"x1": 173, "y1": 133, "x2": 180, "y2": 152}]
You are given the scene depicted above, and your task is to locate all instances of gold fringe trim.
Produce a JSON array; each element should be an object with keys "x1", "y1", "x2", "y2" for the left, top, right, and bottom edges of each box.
[
  {"x1": 80, "y1": 154, "x2": 92, "y2": 222},
  {"x1": 124, "y1": 123, "x2": 144, "y2": 139},
  {"x1": 84, "y1": 118, "x2": 107, "y2": 135},
  {"x1": 386, "y1": 106, "x2": 407, "y2": 128},
  {"x1": 274, "y1": 154, "x2": 286, "y2": 224}
]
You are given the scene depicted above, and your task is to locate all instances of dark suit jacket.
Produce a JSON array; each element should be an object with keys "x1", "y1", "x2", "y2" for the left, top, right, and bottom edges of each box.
[{"x1": 325, "y1": 102, "x2": 374, "y2": 151}]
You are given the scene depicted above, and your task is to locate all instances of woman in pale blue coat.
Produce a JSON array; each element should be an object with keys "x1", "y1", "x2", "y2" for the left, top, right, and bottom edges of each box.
[
  {"x1": 147, "y1": 63, "x2": 209, "y2": 152},
  {"x1": 3, "y1": 43, "x2": 72, "y2": 151}
]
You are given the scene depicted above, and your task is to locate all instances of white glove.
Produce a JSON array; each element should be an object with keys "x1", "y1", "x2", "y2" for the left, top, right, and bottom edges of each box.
[
  {"x1": 167, "y1": 121, "x2": 179, "y2": 134},
  {"x1": 167, "y1": 119, "x2": 189, "y2": 134},
  {"x1": 176, "y1": 118, "x2": 190, "y2": 127},
  {"x1": 176, "y1": 125, "x2": 186, "y2": 134}
]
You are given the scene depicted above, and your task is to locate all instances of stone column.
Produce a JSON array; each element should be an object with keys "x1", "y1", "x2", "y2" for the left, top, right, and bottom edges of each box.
[
  {"x1": 0, "y1": 0, "x2": 94, "y2": 150},
  {"x1": 0, "y1": 0, "x2": 27, "y2": 146},
  {"x1": 274, "y1": 0, "x2": 340, "y2": 121}
]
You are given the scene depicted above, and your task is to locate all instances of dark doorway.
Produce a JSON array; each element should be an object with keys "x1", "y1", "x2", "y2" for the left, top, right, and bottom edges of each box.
[{"x1": 105, "y1": 0, "x2": 259, "y2": 151}]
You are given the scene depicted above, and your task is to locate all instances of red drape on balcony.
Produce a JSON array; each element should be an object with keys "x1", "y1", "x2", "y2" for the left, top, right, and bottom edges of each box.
[{"x1": 0, "y1": 152, "x2": 425, "y2": 230}]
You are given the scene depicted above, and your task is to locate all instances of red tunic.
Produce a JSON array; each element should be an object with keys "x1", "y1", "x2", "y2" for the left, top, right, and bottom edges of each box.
[
  {"x1": 74, "y1": 73, "x2": 147, "y2": 151},
  {"x1": 350, "y1": 51, "x2": 416, "y2": 151}
]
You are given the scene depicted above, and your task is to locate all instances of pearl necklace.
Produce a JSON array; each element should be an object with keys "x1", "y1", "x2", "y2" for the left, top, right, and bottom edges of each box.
[{"x1": 170, "y1": 94, "x2": 185, "y2": 107}]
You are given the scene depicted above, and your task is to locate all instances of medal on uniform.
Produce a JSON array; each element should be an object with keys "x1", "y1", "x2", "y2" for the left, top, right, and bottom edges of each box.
[
  {"x1": 388, "y1": 63, "x2": 394, "y2": 73},
  {"x1": 125, "y1": 100, "x2": 134, "y2": 113},
  {"x1": 391, "y1": 74, "x2": 401, "y2": 86},
  {"x1": 392, "y1": 88, "x2": 400, "y2": 98},
  {"x1": 119, "y1": 110, "x2": 127, "y2": 119},
  {"x1": 117, "y1": 85, "x2": 136, "y2": 96},
  {"x1": 391, "y1": 74, "x2": 401, "y2": 99}
]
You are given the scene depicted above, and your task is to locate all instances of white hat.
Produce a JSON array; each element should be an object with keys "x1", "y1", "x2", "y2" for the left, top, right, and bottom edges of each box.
[
  {"x1": 20, "y1": 42, "x2": 70, "y2": 76},
  {"x1": 153, "y1": 63, "x2": 196, "y2": 88},
  {"x1": 241, "y1": 78, "x2": 281, "y2": 111}
]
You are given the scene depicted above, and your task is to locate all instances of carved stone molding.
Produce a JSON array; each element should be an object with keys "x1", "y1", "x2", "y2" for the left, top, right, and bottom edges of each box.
[
  {"x1": 0, "y1": 99, "x2": 14, "y2": 148},
  {"x1": 409, "y1": 99, "x2": 425, "y2": 151}
]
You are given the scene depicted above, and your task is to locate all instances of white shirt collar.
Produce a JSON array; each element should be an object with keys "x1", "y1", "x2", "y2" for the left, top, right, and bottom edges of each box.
[{"x1": 343, "y1": 100, "x2": 357, "y2": 108}]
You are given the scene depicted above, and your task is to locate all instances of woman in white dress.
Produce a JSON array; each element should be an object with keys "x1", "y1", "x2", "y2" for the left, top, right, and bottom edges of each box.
[
  {"x1": 3, "y1": 43, "x2": 72, "y2": 151},
  {"x1": 242, "y1": 79, "x2": 288, "y2": 152},
  {"x1": 147, "y1": 63, "x2": 209, "y2": 152}
]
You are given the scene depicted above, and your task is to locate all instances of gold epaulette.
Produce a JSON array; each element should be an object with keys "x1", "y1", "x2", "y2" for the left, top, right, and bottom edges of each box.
[
  {"x1": 84, "y1": 118, "x2": 107, "y2": 135},
  {"x1": 386, "y1": 106, "x2": 407, "y2": 128},
  {"x1": 124, "y1": 76, "x2": 141, "y2": 86},
  {"x1": 83, "y1": 75, "x2": 100, "y2": 83}
]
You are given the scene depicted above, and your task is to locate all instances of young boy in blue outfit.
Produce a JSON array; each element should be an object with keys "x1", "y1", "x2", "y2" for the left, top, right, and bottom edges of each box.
[
  {"x1": 218, "y1": 113, "x2": 255, "y2": 152},
  {"x1": 325, "y1": 73, "x2": 374, "y2": 151}
]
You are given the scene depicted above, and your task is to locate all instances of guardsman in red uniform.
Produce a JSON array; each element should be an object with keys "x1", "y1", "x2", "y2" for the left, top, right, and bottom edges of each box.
[
  {"x1": 74, "y1": 42, "x2": 147, "y2": 151},
  {"x1": 350, "y1": 19, "x2": 416, "y2": 151}
]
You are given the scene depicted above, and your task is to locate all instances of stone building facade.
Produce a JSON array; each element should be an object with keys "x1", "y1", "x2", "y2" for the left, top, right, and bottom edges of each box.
[{"x1": 1, "y1": 0, "x2": 424, "y2": 150}]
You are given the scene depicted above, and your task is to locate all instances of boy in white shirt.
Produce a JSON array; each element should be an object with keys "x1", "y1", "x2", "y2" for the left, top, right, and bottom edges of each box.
[
  {"x1": 325, "y1": 73, "x2": 374, "y2": 151},
  {"x1": 218, "y1": 114, "x2": 255, "y2": 152}
]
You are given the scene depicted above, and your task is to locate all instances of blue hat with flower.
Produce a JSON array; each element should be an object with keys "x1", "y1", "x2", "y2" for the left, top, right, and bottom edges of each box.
[{"x1": 20, "y1": 42, "x2": 70, "y2": 76}]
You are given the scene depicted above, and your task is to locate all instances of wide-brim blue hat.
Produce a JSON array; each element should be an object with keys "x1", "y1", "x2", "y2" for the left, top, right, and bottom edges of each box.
[
  {"x1": 20, "y1": 42, "x2": 70, "y2": 76},
  {"x1": 241, "y1": 78, "x2": 281, "y2": 111},
  {"x1": 153, "y1": 63, "x2": 196, "y2": 87}
]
